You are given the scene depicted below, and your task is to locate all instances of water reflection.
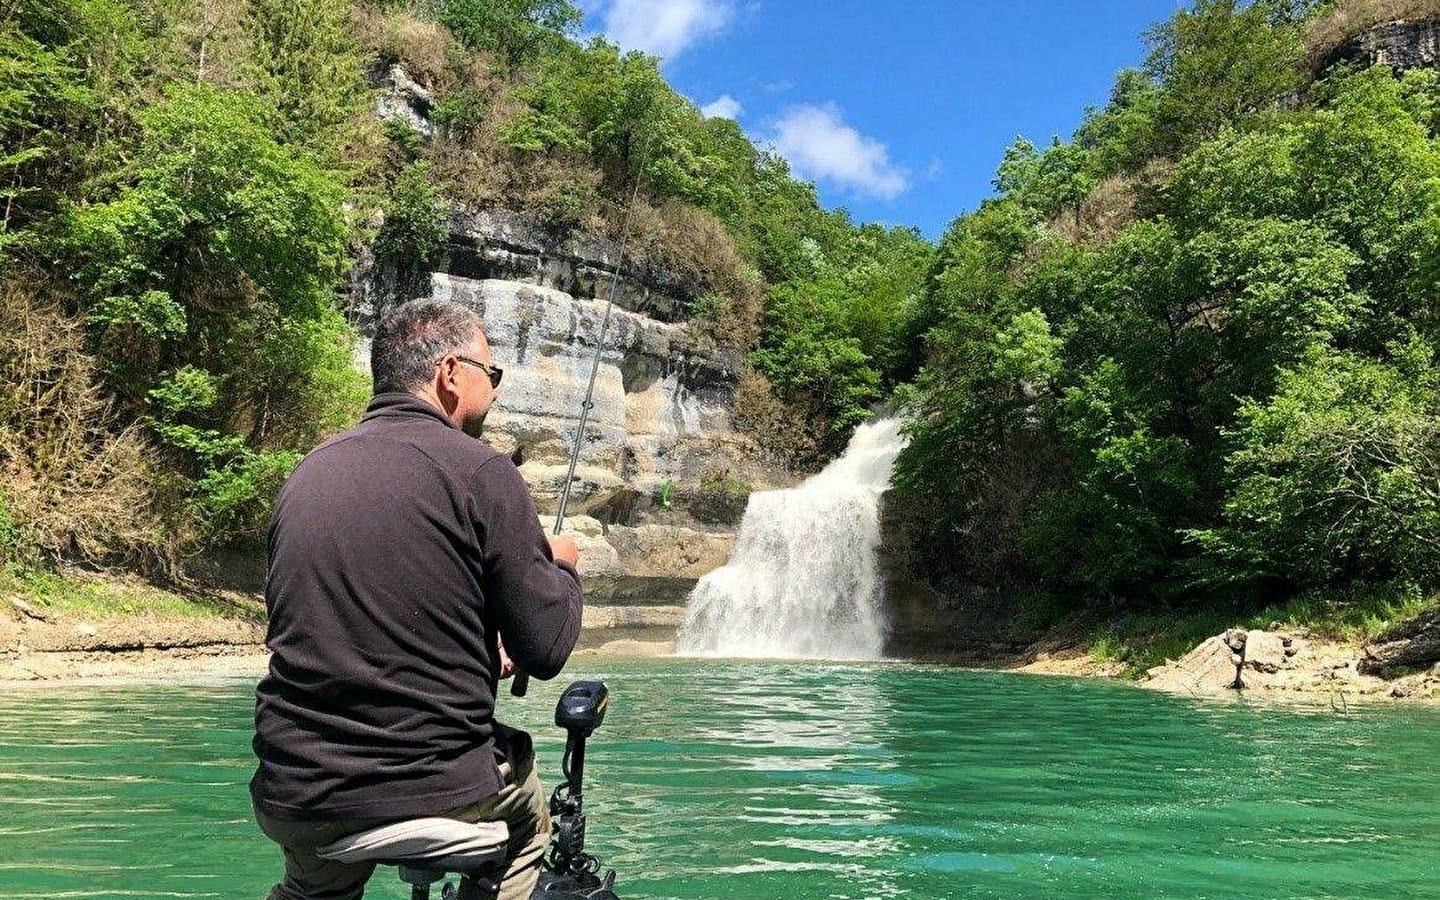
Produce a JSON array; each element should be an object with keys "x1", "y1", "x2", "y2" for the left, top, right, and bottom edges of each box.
[{"x1": 0, "y1": 665, "x2": 1436, "y2": 900}]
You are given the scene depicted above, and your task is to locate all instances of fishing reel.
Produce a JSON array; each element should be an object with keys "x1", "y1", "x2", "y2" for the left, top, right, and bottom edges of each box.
[{"x1": 531, "y1": 680, "x2": 620, "y2": 900}]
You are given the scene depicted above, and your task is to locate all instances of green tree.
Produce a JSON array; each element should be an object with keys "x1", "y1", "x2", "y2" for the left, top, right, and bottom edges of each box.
[
  {"x1": 1073, "y1": 68, "x2": 1163, "y2": 174},
  {"x1": 1191, "y1": 343, "x2": 1440, "y2": 589},
  {"x1": 995, "y1": 137, "x2": 1097, "y2": 222},
  {"x1": 1143, "y1": 0, "x2": 1304, "y2": 157},
  {"x1": 750, "y1": 276, "x2": 881, "y2": 440},
  {"x1": 245, "y1": 0, "x2": 371, "y2": 164},
  {"x1": 62, "y1": 82, "x2": 361, "y2": 544},
  {"x1": 375, "y1": 160, "x2": 448, "y2": 266},
  {"x1": 440, "y1": 0, "x2": 580, "y2": 70},
  {"x1": 0, "y1": 0, "x2": 145, "y2": 264}
]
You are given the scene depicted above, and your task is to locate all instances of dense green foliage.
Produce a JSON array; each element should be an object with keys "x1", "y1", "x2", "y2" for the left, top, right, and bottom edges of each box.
[
  {"x1": 0, "y1": 0, "x2": 931, "y2": 572},
  {"x1": 363, "y1": 0, "x2": 933, "y2": 458},
  {"x1": 6, "y1": 0, "x2": 1436, "y2": 635},
  {"x1": 897, "y1": 1, "x2": 1440, "y2": 615},
  {"x1": 1, "y1": 0, "x2": 368, "y2": 565}
]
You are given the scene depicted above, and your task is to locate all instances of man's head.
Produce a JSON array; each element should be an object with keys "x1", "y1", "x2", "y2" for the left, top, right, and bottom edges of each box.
[{"x1": 371, "y1": 299, "x2": 501, "y2": 437}]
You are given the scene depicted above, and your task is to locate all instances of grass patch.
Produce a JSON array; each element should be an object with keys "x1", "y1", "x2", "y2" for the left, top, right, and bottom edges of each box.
[
  {"x1": 0, "y1": 567, "x2": 263, "y2": 623},
  {"x1": 1241, "y1": 581, "x2": 1434, "y2": 642},
  {"x1": 698, "y1": 469, "x2": 752, "y2": 501},
  {"x1": 1079, "y1": 582, "x2": 1439, "y2": 679},
  {"x1": 1084, "y1": 610, "x2": 1237, "y2": 679}
]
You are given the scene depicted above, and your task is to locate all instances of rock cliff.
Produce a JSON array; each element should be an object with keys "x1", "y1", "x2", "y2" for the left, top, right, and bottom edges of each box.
[
  {"x1": 1325, "y1": 18, "x2": 1440, "y2": 72},
  {"x1": 349, "y1": 212, "x2": 785, "y2": 650},
  {"x1": 350, "y1": 63, "x2": 797, "y2": 647}
]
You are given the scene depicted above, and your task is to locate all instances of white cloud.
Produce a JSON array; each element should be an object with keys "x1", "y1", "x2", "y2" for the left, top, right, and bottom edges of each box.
[
  {"x1": 602, "y1": 0, "x2": 735, "y2": 60},
  {"x1": 769, "y1": 104, "x2": 909, "y2": 200},
  {"x1": 700, "y1": 94, "x2": 743, "y2": 119}
]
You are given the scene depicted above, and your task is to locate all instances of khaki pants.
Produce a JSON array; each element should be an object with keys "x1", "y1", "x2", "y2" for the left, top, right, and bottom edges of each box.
[{"x1": 254, "y1": 728, "x2": 550, "y2": 900}]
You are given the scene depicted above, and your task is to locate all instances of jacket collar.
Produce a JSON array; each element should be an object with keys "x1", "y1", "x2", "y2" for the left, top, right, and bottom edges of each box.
[{"x1": 361, "y1": 393, "x2": 457, "y2": 430}]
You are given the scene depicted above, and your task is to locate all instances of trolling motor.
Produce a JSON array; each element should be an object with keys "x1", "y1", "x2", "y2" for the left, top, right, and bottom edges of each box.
[{"x1": 532, "y1": 680, "x2": 620, "y2": 900}]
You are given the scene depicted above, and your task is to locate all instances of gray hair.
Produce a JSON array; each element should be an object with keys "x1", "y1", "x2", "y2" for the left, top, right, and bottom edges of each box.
[{"x1": 371, "y1": 299, "x2": 484, "y2": 394}]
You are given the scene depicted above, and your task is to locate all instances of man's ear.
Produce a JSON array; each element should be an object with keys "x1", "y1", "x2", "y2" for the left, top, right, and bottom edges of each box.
[{"x1": 434, "y1": 357, "x2": 460, "y2": 407}]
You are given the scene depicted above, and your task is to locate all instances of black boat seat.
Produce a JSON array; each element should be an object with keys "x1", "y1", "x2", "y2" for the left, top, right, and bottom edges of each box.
[{"x1": 316, "y1": 817, "x2": 509, "y2": 873}]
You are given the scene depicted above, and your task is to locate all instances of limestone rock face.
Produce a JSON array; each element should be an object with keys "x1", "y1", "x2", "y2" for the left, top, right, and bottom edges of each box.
[
  {"x1": 1326, "y1": 19, "x2": 1440, "y2": 72},
  {"x1": 347, "y1": 209, "x2": 792, "y2": 647},
  {"x1": 426, "y1": 274, "x2": 764, "y2": 514},
  {"x1": 443, "y1": 208, "x2": 703, "y2": 322},
  {"x1": 344, "y1": 74, "x2": 791, "y2": 645},
  {"x1": 367, "y1": 62, "x2": 434, "y2": 138}
]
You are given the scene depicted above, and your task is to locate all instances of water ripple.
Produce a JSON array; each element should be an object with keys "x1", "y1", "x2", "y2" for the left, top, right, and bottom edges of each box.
[{"x1": 0, "y1": 662, "x2": 1436, "y2": 900}]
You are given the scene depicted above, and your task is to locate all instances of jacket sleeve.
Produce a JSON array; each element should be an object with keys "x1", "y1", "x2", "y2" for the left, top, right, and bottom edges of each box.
[{"x1": 471, "y1": 456, "x2": 584, "y2": 680}]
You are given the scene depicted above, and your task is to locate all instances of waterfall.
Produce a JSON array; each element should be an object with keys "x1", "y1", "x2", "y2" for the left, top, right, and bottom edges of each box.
[{"x1": 676, "y1": 418, "x2": 909, "y2": 659}]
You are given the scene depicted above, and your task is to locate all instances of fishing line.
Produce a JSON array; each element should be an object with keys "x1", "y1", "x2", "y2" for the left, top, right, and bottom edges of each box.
[
  {"x1": 513, "y1": 132, "x2": 654, "y2": 699},
  {"x1": 553, "y1": 134, "x2": 654, "y2": 537}
]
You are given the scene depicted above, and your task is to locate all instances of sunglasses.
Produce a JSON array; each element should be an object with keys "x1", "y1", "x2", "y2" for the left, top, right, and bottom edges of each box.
[{"x1": 444, "y1": 354, "x2": 503, "y2": 388}]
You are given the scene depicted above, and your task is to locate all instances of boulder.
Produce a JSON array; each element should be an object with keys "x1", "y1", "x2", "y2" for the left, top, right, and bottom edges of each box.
[
  {"x1": 1243, "y1": 629, "x2": 1290, "y2": 674},
  {"x1": 1145, "y1": 635, "x2": 1240, "y2": 693},
  {"x1": 1145, "y1": 629, "x2": 1315, "y2": 693},
  {"x1": 1357, "y1": 607, "x2": 1440, "y2": 678},
  {"x1": 543, "y1": 514, "x2": 623, "y2": 578}
]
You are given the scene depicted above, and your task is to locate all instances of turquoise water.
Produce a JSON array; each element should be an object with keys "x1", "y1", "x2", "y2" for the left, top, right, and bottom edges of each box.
[{"x1": 0, "y1": 661, "x2": 1436, "y2": 899}]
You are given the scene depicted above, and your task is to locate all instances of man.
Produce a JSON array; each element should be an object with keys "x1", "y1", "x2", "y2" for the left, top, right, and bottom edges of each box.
[{"x1": 251, "y1": 298, "x2": 584, "y2": 900}]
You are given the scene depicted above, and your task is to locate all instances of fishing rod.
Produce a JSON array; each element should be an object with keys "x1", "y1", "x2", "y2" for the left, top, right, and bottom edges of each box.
[{"x1": 512, "y1": 136, "x2": 652, "y2": 700}]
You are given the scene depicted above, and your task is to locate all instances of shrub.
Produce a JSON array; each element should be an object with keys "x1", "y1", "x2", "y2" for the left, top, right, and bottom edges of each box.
[
  {"x1": 686, "y1": 468, "x2": 752, "y2": 524},
  {"x1": 375, "y1": 160, "x2": 449, "y2": 265},
  {"x1": 353, "y1": 3, "x2": 461, "y2": 91},
  {"x1": 59, "y1": 83, "x2": 365, "y2": 548},
  {"x1": 0, "y1": 490, "x2": 21, "y2": 567},
  {"x1": 730, "y1": 368, "x2": 826, "y2": 471},
  {"x1": 0, "y1": 280, "x2": 173, "y2": 570},
  {"x1": 1190, "y1": 344, "x2": 1440, "y2": 589},
  {"x1": 1045, "y1": 175, "x2": 1139, "y2": 244}
]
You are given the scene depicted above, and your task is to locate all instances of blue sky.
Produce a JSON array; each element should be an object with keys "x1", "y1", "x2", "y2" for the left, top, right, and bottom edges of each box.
[{"x1": 578, "y1": 0, "x2": 1186, "y2": 239}]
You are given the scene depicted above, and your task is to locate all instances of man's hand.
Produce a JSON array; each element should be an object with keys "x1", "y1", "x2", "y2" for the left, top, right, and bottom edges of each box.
[
  {"x1": 496, "y1": 637, "x2": 515, "y2": 679},
  {"x1": 548, "y1": 534, "x2": 580, "y2": 569}
]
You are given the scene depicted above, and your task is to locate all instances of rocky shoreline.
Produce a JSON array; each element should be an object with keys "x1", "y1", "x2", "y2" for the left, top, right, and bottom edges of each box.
[
  {"x1": 0, "y1": 607, "x2": 678, "y2": 684},
  {"x1": 984, "y1": 624, "x2": 1440, "y2": 703},
  {"x1": 5, "y1": 599, "x2": 1436, "y2": 704}
]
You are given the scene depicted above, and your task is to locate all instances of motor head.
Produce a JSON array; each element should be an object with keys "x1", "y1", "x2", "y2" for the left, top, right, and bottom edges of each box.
[{"x1": 555, "y1": 680, "x2": 608, "y2": 737}]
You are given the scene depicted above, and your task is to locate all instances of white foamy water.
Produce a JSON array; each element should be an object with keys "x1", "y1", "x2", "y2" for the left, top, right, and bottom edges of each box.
[{"x1": 676, "y1": 418, "x2": 909, "y2": 659}]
